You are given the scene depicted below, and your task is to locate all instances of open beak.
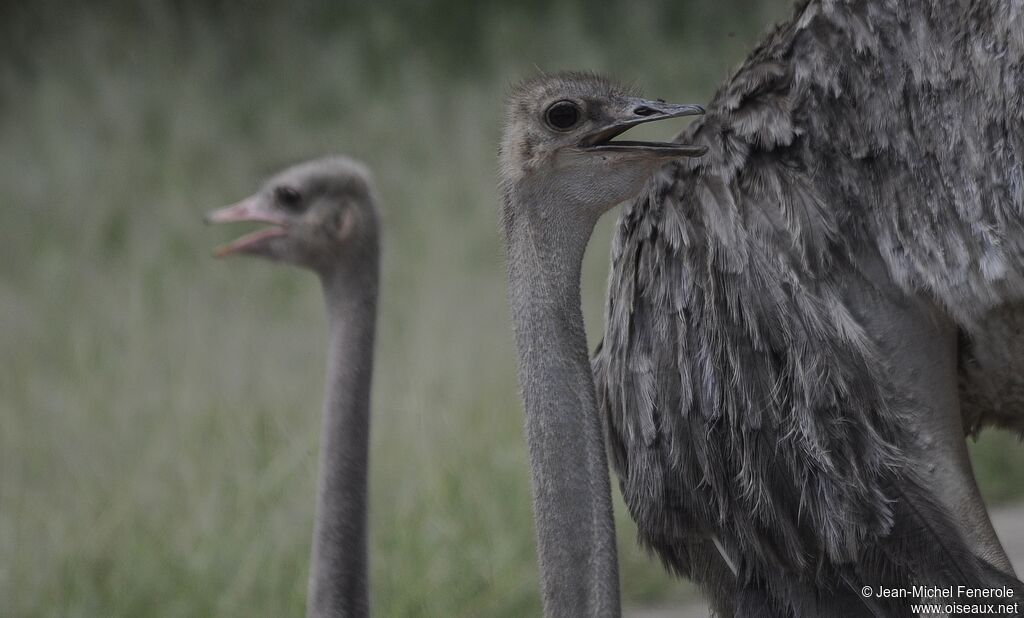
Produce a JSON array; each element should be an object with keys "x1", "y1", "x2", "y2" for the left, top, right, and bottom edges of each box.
[
  {"x1": 578, "y1": 98, "x2": 707, "y2": 157},
  {"x1": 204, "y1": 196, "x2": 289, "y2": 258}
]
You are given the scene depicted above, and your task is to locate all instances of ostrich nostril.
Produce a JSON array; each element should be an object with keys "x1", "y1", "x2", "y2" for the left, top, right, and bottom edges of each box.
[{"x1": 633, "y1": 106, "x2": 659, "y2": 117}]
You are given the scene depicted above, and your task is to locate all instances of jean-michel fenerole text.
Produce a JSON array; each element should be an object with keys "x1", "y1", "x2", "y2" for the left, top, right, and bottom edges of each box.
[{"x1": 869, "y1": 585, "x2": 1016, "y2": 599}]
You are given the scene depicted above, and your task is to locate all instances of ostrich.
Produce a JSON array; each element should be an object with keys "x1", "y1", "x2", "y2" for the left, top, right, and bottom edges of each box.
[
  {"x1": 500, "y1": 2, "x2": 1024, "y2": 614},
  {"x1": 206, "y1": 156, "x2": 379, "y2": 618}
]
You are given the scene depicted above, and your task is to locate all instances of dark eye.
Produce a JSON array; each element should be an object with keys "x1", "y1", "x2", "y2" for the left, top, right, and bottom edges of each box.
[
  {"x1": 275, "y1": 186, "x2": 303, "y2": 210},
  {"x1": 545, "y1": 100, "x2": 581, "y2": 130}
]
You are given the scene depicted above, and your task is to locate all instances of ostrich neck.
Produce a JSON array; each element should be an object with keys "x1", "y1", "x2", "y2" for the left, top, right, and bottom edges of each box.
[
  {"x1": 307, "y1": 260, "x2": 379, "y2": 618},
  {"x1": 503, "y1": 189, "x2": 621, "y2": 617}
]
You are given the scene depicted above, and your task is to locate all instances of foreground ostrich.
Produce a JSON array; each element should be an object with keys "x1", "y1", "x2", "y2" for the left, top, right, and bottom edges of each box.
[
  {"x1": 207, "y1": 157, "x2": 379, "y2": 618},
  {"x1": 500, "y1": 3, "x2": 1024, "y2": 611},
  {"x1": 500, "y1": 80, "x2": 706, "y2": 615}
]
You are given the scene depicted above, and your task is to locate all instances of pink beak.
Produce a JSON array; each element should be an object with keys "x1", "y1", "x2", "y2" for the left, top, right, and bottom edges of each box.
[{"x1": 205, "y1": 196, "x2": 289, "y2": 258}]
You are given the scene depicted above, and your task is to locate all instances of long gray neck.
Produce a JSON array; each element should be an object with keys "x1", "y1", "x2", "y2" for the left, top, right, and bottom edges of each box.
[
  {"x1": 503, "y1": 188, "x2": 621, "y2": 617},
  {"x1": 306, "y1": 258, "x2": 379, "y2": 618}
]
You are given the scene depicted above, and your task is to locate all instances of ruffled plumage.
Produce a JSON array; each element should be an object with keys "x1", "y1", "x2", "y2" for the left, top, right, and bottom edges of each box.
[{"x1": 593, "y1": 1, "x2": 1024, "y2": 614}]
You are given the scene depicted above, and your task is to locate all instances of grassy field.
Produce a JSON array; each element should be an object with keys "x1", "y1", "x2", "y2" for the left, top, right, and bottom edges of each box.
[{"x1": 2, "y1": 2, "x2": 1022, "y2": 616}]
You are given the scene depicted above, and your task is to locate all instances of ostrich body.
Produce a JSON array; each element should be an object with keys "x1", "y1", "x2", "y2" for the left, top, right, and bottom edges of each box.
[
  {"x1": 500, "y1": 1, "x2": 1024, "y2": 611},
  {"x1": 208, "y1": 157, "x2": 379, "y2": 618},
  {"x1": 592, "y1": 6, "x2": 1024, "y2": 613}
]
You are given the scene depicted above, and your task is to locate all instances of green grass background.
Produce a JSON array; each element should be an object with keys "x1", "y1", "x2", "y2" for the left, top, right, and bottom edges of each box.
[{"x1": 2, "y1": 2, "x2": 1022, "y2": 616}]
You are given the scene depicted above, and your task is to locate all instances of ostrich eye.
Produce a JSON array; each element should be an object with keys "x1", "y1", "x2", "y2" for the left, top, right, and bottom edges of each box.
[
  {"x1": 545, "y1": 100, "x2": 581, "y2": 130},
  {"x1": 275, "y1": 186, "x2": 303, "y2": 210}
]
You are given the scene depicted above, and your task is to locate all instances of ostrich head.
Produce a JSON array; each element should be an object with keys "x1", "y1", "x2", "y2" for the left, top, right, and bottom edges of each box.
[
  {"x1": 206, "y1": 156, "x2": 379, "y2": 276},
  {"x1": 499, "y1": 72, "x2": 706, "y2": 219}
]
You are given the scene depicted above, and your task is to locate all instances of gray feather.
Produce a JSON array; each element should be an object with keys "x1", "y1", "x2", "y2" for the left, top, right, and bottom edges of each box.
[{"x1": 593, "y1": 0, "x2": 1024, "y2": 613}]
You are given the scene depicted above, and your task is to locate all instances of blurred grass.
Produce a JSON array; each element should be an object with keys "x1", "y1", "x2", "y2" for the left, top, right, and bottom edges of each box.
[{"x1": 1, "y1": 2, "x2": 1022, "y2": 616}]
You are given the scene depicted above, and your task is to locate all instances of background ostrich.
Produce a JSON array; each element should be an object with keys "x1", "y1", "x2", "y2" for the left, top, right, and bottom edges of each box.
[
  {"x1": 500, "y1": 0, "x2": 1024, "y2": 607},
  {"x1": 207, "y1": 157, "x2": 380, "y2": 618}
]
